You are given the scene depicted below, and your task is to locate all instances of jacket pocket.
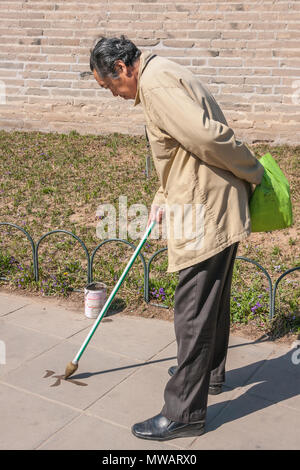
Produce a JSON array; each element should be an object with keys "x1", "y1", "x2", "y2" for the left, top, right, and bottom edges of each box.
[{"x1": 165, "y1": 184, "x2": 205, "y2": 250}]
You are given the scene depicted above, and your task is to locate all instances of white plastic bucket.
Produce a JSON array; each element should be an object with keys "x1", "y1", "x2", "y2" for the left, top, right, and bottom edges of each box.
[{"x1": 84, "y1": 282, "x2": 107, "y2": 319}]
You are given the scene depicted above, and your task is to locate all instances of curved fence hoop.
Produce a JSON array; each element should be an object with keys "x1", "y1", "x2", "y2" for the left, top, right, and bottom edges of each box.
[
  {"x1": 90, "y1": 238, "x2": 147, "y2": 295},
  {"x1": 0, "y1": 222, "x2": 298, "y2": 321},
  {"x1": 146, "y1": 251, "x2": 275, "y2": 312},
  {"x1": 235, "y1": 256, "x2": 273, "y2": 318},
  {"x1": 35, "y1": 230, "x2": 90, "y2": 284},
  {"x1": 0, "y1": 222, "x2": 36, "y2": 280},
  {"x1": 271, "y1": 266, "x2": 300, "y2": 317}
]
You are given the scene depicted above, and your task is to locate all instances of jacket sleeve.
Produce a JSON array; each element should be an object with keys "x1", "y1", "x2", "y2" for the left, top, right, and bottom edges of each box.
[{"x1": 144, "y1": 86, "x2": 264, "y2": 185}]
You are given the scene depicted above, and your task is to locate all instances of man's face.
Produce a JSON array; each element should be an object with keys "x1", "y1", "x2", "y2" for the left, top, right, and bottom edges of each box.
[{"x1": 93, "y1": 60, "x2": 138, "y2": 100}]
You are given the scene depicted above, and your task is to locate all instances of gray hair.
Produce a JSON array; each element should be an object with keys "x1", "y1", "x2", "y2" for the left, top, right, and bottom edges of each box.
[{"x1": 90, "y1": 35, "x2": 141, "y2": 79}]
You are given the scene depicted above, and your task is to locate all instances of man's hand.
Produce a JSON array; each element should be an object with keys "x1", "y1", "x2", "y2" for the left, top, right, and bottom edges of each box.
[{"x1": 147, "y1": 204, "x2": 164, "y2": 227}]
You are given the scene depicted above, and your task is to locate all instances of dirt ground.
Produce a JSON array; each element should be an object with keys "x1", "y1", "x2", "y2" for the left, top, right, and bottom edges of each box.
[{"x1": 247, "y1": 226, "x2": 299, "y2": 255}]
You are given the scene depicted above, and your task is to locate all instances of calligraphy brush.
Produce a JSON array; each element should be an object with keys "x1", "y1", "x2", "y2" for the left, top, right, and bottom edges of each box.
[{"x1": 64, "y1": 220, "x2": 156, "y2": 379}]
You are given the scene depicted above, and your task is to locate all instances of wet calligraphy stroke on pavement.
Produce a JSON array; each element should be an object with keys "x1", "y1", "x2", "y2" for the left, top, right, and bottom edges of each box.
[{"x1": 43, "y1": 370, "x2": 88, "y2": 387}]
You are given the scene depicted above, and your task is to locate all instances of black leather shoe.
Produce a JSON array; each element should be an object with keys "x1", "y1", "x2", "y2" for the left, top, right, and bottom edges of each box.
[
  {"x1": 168, "y1": 366, "x2": 223, "y2": 395},
  {"x1": 131, "y1": 413, "x2": 205, "y2": 441}
]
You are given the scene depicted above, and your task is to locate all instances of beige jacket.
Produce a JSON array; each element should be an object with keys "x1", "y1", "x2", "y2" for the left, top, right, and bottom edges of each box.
[{"x1": 134, "y1": 52, "x2": 264, "y2": 273}]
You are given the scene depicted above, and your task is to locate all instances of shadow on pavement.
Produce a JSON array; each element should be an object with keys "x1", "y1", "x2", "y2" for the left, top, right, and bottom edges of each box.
[
  {"x1": 70, "y1": 355, "x2": 177, "y2": 380},
  {"x1": 207, "y1": 347, "x2": 299, "y2": 431}
]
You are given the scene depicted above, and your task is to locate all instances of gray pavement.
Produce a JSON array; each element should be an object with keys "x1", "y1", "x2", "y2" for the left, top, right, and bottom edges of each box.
[{"x1": 0, "y1": 290, "x2": 299, "y2": 450}]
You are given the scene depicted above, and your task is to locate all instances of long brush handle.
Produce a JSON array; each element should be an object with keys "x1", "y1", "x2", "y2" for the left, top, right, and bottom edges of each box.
[{"x1": 71, "y1": 220, "x2": 156, "y2": 365}]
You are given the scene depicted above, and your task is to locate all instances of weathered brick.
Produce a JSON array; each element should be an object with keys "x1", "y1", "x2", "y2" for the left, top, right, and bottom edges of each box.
[
  {"x1": 208, "y1": 58, "x2": 243, "y2": 67},
  {"x1": 163, "y1": 40, "x2": 195, "y2": 48},
  {"x1": 0, "y1": 0, "x2": 298, "y2": 144},
  {"x1": 24, "y1": 88, "x2": 50, "y2": 96},
  {"x1": 47, "y1": 55, "x2": 77, "y2": 63}
]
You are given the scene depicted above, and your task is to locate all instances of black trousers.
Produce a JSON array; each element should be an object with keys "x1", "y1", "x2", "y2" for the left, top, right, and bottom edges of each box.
[{"x1": 161, "y1": 242, "x2": 239, "y2": 424}]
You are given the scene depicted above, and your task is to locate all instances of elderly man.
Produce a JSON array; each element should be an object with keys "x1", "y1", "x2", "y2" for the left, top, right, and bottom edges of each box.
[{"x1": 90, "y1": 35, "x2": 264, "y2": 441}]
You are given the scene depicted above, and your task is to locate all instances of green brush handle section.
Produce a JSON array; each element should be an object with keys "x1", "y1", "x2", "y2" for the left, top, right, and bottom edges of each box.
[{"x1": 72, "y1": 220, "x2": 156, "y2": 365}]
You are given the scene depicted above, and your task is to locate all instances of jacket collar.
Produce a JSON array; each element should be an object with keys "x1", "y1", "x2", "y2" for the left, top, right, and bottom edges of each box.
[{"x1": 134, "y1": 51, "x2": 157, "y2": 106}]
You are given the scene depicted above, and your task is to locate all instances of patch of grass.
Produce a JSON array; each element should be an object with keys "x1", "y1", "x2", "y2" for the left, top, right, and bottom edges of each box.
[{"x1": 0, "y1": 131, "x2": 299, "y2": 341}]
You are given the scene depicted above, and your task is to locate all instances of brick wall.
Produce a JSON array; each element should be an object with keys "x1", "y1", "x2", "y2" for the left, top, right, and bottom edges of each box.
[{"x1": 0, "y1": 0, "x2": 299, "y2": 144}]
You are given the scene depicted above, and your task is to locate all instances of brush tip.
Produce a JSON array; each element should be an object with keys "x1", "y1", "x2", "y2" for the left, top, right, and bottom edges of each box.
[{"x1": 64, "y1": 361, "x2": 78, "y2": 379}]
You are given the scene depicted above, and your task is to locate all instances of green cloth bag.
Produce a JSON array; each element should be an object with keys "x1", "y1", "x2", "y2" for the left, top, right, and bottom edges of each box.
[{"x1": 249, "y1": 153, "x2": 293, "y2": 232}]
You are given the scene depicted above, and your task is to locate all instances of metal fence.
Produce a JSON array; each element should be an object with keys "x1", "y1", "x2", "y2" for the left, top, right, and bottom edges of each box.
[{"x1": 0, "y1": 222, "x2": 299, "y2": 319}]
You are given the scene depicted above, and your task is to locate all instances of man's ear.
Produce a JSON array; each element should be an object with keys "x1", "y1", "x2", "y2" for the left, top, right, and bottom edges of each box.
[
  {"x1": 114, "y1": 60, "x2": 125, "y2": 74},
  {"x1": 115, "y1": 60, "x2": 132, "y2": 77}
]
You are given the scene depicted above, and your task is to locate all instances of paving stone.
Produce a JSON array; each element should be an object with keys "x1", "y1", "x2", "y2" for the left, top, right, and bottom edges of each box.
[
  {"x1": 224, "y1": 335, "x2": 275, "y2": 388},
  {"x1": 0, "y1": 319, "x2": 61, "y2": 377},
  {"x1": 2, "y1": 340, "x2": 146, "y2": 411},
  {"x1": 244, "y1": 343, "x2": 300, "y2": 411},
  {"x1": 1, "y1": 291, "x2": 299, "y2": 450},
  {"x1": 68, "y1": 314, "x2": 176, "y2": 362},
  {"x1": 191, "y1": 389, "x2": 300, "y2": 450},
  {"x1": 0, "y1": 382, "x2": 79, "y2": 450},
  {"x1": 0, "y1": 293, "x2": 29, "y2": 317},
  {"x1": 4, "y1": 301, "x2": 94, "y2": 339},
  {"x1": 38, "y1": 414, "x2": 180, "y2": 451}
]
